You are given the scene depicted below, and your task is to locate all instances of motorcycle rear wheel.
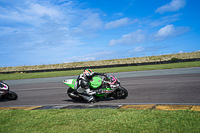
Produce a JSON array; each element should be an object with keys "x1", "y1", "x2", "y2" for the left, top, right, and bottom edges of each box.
[{"x1": 112, "y1": 86, "x2": 128, "y2": 99}]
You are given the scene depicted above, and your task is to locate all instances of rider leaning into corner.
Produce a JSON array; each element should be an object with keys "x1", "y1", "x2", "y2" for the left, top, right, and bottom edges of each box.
[{"x1": 75, "y1": 69, "x2": 108, "y2": 103}]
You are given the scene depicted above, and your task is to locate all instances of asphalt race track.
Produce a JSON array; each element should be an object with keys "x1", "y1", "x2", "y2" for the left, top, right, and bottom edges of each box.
[{"x1": 1, "y1": 67, "x2": 200, "y2": 107}]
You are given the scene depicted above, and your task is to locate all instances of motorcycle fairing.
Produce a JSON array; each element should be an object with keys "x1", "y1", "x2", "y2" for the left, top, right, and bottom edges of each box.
[
  {"x1": 0, "y1": 81, "x2": 9, "y2": 91},
  {"x1": 63, "y1": 79, "x2": 76, "y2": 89}
]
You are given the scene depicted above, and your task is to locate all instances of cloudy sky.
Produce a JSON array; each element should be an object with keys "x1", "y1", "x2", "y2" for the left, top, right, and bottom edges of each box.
[{"x1": 0, "y1": 0, "x2": 199, "y2": 67}]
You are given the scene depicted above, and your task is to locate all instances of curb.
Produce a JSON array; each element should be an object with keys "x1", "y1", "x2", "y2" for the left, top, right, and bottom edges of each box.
[
  {"x1": 0, "y1": 104, "x2": 200, "y2": 111},
  {"x1": 120, "y1": 104, "x2": 200, "y2": 111},
  {"x1": 0, "y1": 106, "x2": 42, "y2": 110}
]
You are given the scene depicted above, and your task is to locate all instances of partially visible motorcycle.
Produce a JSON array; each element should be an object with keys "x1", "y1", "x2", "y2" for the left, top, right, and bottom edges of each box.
[
  {"x1": 0, "y1": 81, "x2": 18, "y2": 100},
  {"x1": 63, "y1": 74, "x2": 128, "y2": 102}
]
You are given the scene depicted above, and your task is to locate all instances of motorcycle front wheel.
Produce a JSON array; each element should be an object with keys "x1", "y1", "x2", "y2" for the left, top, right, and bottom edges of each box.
[{"x1": 112, "y1": 86, "x2": 128, "y2": 99}]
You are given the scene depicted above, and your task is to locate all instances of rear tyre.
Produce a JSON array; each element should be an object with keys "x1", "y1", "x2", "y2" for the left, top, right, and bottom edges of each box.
[
  {"x1": 112, "y1": 86, "x2": 128, "y2": 99},
  {"x1": 67, "y1": 88, "x2": 83, "y2": 101},
  {"x1": 7, "y1": 91, "x2": 18, "y2": 100}
]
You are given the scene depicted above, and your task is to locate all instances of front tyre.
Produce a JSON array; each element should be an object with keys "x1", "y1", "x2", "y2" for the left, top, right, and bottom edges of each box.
[
  {"x1": 67, "y1": 88, "x2": 83, "y2": 101},
  {"x1": 112, "y1": 86, "x2": 128, "y2": 99},
  {"x1": 7, "y1": 91, "x2": 18, "y2": 100}
]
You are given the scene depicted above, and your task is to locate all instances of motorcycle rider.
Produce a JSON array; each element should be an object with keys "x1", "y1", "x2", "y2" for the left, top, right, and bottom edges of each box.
[{"x1": 75, "y1": 69, "x2": 107, "y2": 103}]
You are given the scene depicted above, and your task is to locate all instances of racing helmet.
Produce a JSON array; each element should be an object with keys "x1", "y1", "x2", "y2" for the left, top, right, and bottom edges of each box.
[{"x1": 83, "y1": 69, "x2": 93, "y2": 80}]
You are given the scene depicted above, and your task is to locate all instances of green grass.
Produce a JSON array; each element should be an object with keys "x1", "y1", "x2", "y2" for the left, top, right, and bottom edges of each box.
[
  {"x1": 1, "y1": 61, "x2": 200, "y2": 80},
  {"x1": 0, "y1": 109, "x2": 200, "y2": 133}
]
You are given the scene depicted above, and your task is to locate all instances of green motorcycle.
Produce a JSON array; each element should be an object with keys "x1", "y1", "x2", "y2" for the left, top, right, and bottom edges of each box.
[{"x1": 63, "y1": 74, "x2": 128, "y2": 101}]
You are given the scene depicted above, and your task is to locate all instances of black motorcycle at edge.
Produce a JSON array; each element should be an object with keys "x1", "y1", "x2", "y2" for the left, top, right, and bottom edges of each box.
[{"x1": 0, "y1": 81, "x2": 18, "y2": 101}]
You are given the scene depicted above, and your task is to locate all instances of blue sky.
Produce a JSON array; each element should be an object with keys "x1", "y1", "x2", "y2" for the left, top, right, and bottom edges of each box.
[{"x1": 0, "y1": 0, "x2": 199, "y2": 67}]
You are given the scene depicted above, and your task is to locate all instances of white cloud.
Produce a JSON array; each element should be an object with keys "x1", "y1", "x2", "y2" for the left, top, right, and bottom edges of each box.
[
  {"x1": 80, "y1": 13, "x2": 103, "y2": 30},
  {"x1": 105, "y1": 17, "x2": 132, "y2": 29},
  {"x1": 155, "y1": 0, "x2": 186, "y2": 14},
  {"x1": 108, "y1": 29, "x2": 145, "y2": 46},
  {"x1": 154, "y1": 24, "x2": 189, "y2": 41},
  {"x1": 148, "y1": 14, "x2": 181, "y2": 27},
  {"x1": 0, "y1": 2, "x2": 63, "y2": 27},
  {"x1": 133, "y1": 46, "x2": 145, "y2": 52},
  {"x1": 29, "y1": 3, "x2": 60, "y2": 19},
  {"x1": 155, "y1": 24, "x2": 175, "y2": 38},
  {"x1": 71, "y1": 13, "x2": 103, "y2": 38},
  {"x1": 128, "y1": 46, "x2": 146, "y2": 55}
]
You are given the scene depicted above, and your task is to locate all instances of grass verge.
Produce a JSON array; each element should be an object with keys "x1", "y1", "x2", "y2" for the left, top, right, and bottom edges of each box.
[
  {"x1": 0, "y1": 109, "x2": 200, "y2": 133},
  {"x1": 1, "y1": 61, "x2": 200, "y2": 80},
  {"x1": 0, "y1": 61, "x2": 200, "y2": 80}
]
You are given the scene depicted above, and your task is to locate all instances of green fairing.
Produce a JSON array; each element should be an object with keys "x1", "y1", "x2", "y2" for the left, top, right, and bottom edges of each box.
[
  {"x1": 89, "y1": 75, "x2": 102, "y2": 89},
  {"x1": 63, "y1": 79, "x2": 76, "y2": 89},
  {"x1": 90, "y1": 76, "x2": 112, "y2": 97}
]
